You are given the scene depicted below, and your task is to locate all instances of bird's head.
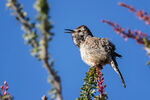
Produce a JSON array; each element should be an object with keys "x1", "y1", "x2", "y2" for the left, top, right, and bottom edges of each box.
[{"x1": 65, "y1": 25, "x2": 93, "y2": 48}]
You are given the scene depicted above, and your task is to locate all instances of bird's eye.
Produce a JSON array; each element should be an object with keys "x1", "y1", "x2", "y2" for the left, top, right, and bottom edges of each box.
[
  {"x1": 81, "y1": 35, "x2": 84, "y2": 38},
  {"x1": 78, "y1": 30, "x2": 81, "y2": 32}
]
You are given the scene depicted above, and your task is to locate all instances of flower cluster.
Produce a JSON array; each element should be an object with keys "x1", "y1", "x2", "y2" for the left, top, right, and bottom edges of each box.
[
  {"x1": 118, "y1": 2, "x2": 150, "y2": 26},
  {"x1": 1, "y1": 81, "x2": 9, "y2": 96},
  {"x1": 77, "y1": 67, "x2": 108, "y2": 100},
  {"x1": 96, "y1": 67, "x2": 106, "y2": 98},
  {"x1": 102, "y1": 2, "x2": 150, "y2": 65},
  {"x1": 102, "y1": 19, "x2": 149, "y2": 44}
]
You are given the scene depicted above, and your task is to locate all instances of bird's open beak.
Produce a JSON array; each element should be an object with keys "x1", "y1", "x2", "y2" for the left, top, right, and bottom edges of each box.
[{"x1": 64, "y1": 29, "x2": 74, "y2": 33}]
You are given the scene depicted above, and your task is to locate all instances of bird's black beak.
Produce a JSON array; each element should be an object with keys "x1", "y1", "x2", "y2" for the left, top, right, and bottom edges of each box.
[{"x1": 64, "y1": 29, "x2": 74, "y2": 33}]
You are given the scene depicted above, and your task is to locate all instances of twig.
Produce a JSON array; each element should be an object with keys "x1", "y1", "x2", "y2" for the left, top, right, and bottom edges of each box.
[
  {"x1": 7, "y1": 0, "x2": 62, "y2": 99},
  {"x1": 7, "y1": 0, "x2": 38, "y2": 49},
  {"x1": 42, "y1": 48, "x2": 62, "y2": 100},
  {"x1": 34, "y1": 0, "x2": 62, "y2": 99}
]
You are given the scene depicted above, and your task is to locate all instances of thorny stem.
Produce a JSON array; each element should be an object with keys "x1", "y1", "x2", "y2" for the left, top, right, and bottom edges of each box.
[
  {"x1": 41, "y1": 32, "x2": 62, "y2": 100},
  {"x1": 34, "y1": 0, "x2": 62, "y2": 99},
  {"x1": 7, "y1": 0, "x2": 62, "y2": 100},
  {"x1": 7, "y1": 0, "x2": 38, "y2": 48}
]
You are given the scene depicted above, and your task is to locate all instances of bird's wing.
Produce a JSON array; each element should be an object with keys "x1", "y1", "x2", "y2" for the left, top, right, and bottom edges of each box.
[
  {"x1": 99, "y1": 38, "x2": 125, "y2": 87},
  {"x1": 99, "y1": 38, "x2": 116, "y2": 50},
  {"x1": 82, "y1": 37, "x2": 110, "y2": 62},
  {"x1": 85, "y1": 37, "x2": 126, "y2": 87},
  {"x1": 83, "y1": 37, "x2": 114, "y2": 54},
  {"x1": 93, "y1": 38, "x2": 116, "y2": 55},
  {"x1": 97, "y1": 38, "x2": 122, "y2": 58}
]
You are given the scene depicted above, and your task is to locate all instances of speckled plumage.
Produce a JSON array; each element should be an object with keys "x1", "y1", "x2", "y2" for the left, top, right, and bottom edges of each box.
[
  {"x1": 80, "y1": 37, "x2": 114, "y2": 66},
  {"x1": 65, "y1": 25, "x2": 126, "y2": 88}
]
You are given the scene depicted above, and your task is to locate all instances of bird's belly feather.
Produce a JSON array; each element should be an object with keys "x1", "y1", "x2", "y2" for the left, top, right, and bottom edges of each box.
[{"x1": 80, "y1": 46, "x2": 108, "y2": 66}]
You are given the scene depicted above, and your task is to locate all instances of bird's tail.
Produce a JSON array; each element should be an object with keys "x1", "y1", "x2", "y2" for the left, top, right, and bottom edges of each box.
[
  {"x1": 114, "y1": 52, "x2": 122, "y2": 58},
  {"x1": 110, "y1": 59, "x2": 126, "y2": 88}
]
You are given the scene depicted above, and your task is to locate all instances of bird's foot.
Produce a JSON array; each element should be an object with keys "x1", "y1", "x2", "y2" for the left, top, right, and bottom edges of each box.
[{"x1": 94, "y1": 64, "x2": 103, "y2": 71}]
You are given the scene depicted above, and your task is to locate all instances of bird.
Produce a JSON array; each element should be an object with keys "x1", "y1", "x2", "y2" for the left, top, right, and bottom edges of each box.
[{"x1": 65, "y1": 25, "x2": 126, "y2": 88}]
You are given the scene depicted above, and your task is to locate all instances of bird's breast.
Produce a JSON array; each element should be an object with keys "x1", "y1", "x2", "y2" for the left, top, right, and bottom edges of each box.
[{"x1": 79, "y1": 43, "x2": 108, "y2": 66}]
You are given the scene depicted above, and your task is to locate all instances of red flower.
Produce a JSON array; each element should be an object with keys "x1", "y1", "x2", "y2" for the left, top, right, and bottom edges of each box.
[
  {"x1": 96, "y1": 67, "x2": 106, "y2": 97},
  {"x1": 102, "y1": 19, "x2": 146, "y2": 45},
  {"x1": 118, "y1": 2, "x2": 150, "y2": 26},
  {"x1": 1, "y1": 81, "x2": 9, "y2": 96}
]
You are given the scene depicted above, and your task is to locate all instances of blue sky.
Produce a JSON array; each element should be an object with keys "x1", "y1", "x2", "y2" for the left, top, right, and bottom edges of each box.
[{"x1": 1, "y1": 0, "x2": 150, "y2": 100}]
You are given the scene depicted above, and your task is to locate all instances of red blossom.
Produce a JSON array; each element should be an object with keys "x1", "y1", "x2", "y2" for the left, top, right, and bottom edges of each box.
[
  {"x1": 96, "y1": 67, "x2": 106, "y2": 98},
  {"x1": 3, "y1": 91, "x2": 7, "y2": 96},
  {"x1": 1, "y1": 85, "x2": 5, "y2": 93},
  {"x1": 118, "y1": 2, "x2": 136, "y2": 12},
  {"x1": 118, "y1": 2, "x2": 150, "y2": 26},
  {"x1": 127, "y1": 29, "x2": 132, "y2": 35},
  {"x1": 136, "y1": 10, "x2": 143, "y2": 18},
  {"x1": 4, "y1": 81, "x2": 7, "y2": 85},
  {"x1": 1, "y1": 86, "x2": 4, "y2": 89},
  {"x1": 124, "y1": 37, "x2": 128, "y2": 41},
  {"x1": 118, "y1": 2, "x2": 128, "y2": 8},
  {"x1": 1, "y1": 81, "x2": 9, "y2": 96},
  {"x1": 102, "y1": 19, "x2": 114, "y2": 26},
  {"x1": 102, "y1": 19, "x2": 148, "y2": 44},
  {"x1": 114, "y1": 28, "x2": 121, "y2": 34},
  {"x1": 143, "y1": 34, "x2": 147, "y2": 37}
]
